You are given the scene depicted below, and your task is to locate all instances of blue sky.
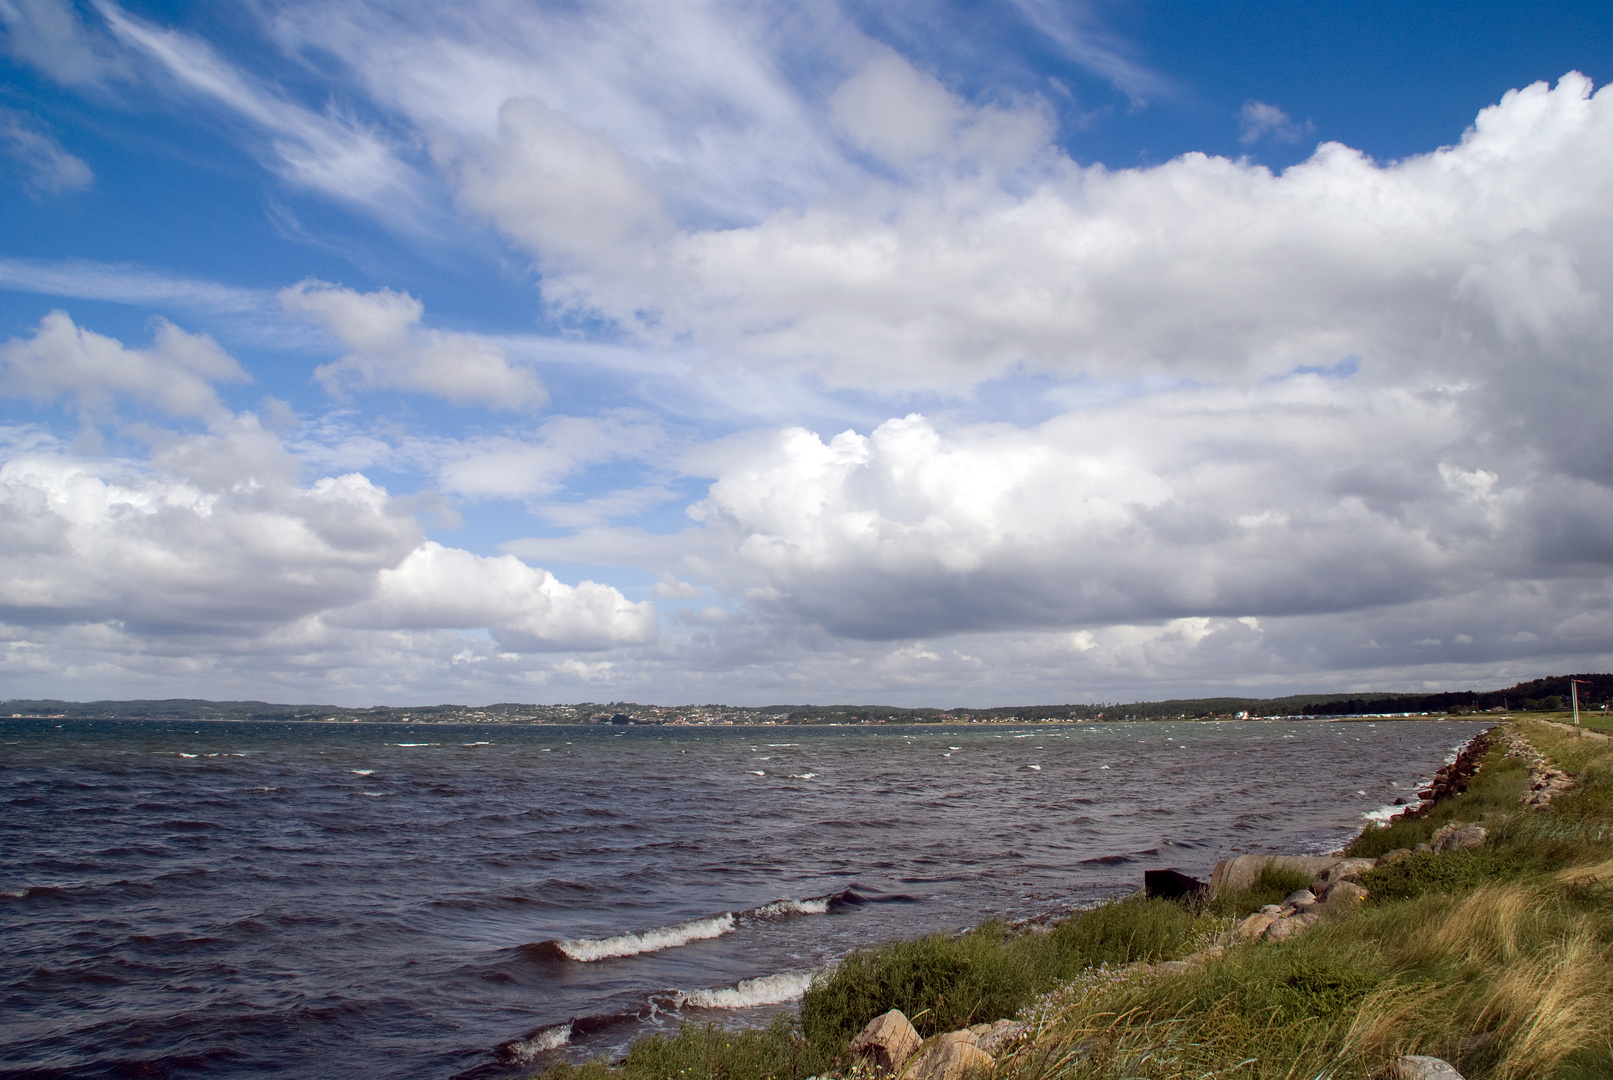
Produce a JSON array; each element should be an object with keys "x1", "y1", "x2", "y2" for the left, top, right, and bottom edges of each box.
[{"x1": 3, "y1": 0, "x2": 1613, "y2": 706}]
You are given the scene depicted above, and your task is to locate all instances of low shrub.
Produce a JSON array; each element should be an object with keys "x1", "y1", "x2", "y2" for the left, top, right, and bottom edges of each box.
[
  {"x1": 1360, "y1": 849, "x2": 1535, "y2": 902},
  {"x1": 800, "y1": 923, "x2": 1037, "y2": 1049}
]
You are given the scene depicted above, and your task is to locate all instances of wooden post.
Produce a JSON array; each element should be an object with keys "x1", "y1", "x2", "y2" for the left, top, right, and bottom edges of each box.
[{"x1": 1573, "y1": 680, "x2": 1581, "y2": 726}]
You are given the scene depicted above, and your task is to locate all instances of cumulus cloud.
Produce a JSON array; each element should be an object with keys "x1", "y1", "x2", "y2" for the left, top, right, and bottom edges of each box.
[
  {"x1": 0, "y1": 107, "x2": 92, "y2": 194},
  {"x1": 281, "y1": 280, "x2": 545, "y2": 408},
  {"x1": 518, "y1": 73, "x2": 1613, "y2": 406},
  {"x1": 0, "y1": 424, "x2": 419, "y2": 630},
  {"x1": 1238, "y1": 100, "x2": 1314, "y2": 144},
  {"x1": 338, "y1": 541, "x2": 657, "y2": 650},
  {"x1": 0, "y1": 431, "x2": 659, "y2": 654},
  {"x1": 0, "y1": 311, "x2": 247, "y2": 423}
]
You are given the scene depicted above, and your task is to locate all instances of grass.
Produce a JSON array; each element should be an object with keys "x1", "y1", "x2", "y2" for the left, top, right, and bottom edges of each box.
[{"x1": 530, "y1": 721, "x2": 1613, "y2": 1080}]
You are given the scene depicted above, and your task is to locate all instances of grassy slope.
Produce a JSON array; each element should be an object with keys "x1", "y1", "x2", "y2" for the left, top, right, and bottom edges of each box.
[{"x1": 534, "y1": 721, "x2": 1613, "y2": 1080}]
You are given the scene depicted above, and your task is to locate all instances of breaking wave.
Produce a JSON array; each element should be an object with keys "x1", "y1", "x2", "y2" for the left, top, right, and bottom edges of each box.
[
  {"x1": 673, "y1": 971, "x2": 815, "y2": 1009},
  {"x1": 529, "y1": 888, "x2": 909, "y2": 962}
]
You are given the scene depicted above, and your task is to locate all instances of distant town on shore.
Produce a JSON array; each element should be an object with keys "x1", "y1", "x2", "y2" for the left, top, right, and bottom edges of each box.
[{"x1": 6, "y1": 673, "x2": 1608, "y2": 726}]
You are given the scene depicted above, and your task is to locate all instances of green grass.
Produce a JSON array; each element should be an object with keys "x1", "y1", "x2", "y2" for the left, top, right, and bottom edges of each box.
[{"x1": 800, "y1": 897, "x2": 1204, "y2": 1052}]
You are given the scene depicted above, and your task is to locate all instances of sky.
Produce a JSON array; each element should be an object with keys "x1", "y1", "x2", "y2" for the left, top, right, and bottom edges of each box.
[{"x1": 2, "y1": 1, "x2": 1613, "y2": 708}]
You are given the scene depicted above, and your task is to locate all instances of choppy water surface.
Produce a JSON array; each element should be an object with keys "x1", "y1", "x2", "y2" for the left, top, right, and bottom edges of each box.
[{"x1": 1, "y1": 717, "x2": 1488, "y2": 1079}]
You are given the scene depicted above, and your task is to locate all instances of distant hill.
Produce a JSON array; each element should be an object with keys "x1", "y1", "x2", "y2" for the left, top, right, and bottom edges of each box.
[{"x1": 5, "y1": 674, "x2": 1607, "y2": 723}]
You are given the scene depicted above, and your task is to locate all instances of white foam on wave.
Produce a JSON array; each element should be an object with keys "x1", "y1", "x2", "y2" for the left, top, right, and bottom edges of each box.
[
  {"x1": 677, "y1": 971, "x2": 815, "y2": 1009},
  {"x1": 747, "y1": 896, "x2": 831, "y2": 917},
  {"x1": 507, "y1": 1022, "x2": 573, "y2": 1060},
  {"x1": 747, "y1": 770, "x2": 765, "y2": 776},
  {"x1": 788, "y1": 772, "x2": 816, "y2": 780},
  {"x1": 554, "y1": 913, "x2": 736, "y2": 961},
  {"x1": 1363, "y1": 803, "x2": 1409, "y2": 823},
  {"x1": 392, "y1": 742, "x2": 435, "y2": 747},
  {"x1": 351, "y1": 769, "x2": 372, "y2": 776}
]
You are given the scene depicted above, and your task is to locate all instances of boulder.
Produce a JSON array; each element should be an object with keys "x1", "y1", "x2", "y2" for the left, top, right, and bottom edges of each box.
[
  {"x1": 1318, "y1": 858, "x2": 1377, "y2": 881},
  {"x1": 1237, "y1": 912, "x2": 1276, "y2": 939},
  {"x1": 1282, "y1": 888, "x2": 1317, "y2": 907},
  {"x1": 850, "y1": 1010, "x2": 922, "y2": 1074},
  {"x1": 1262, "y1": 911, "x2": 1320, "y2": 943},
  {"x1": 1395, "y1": 1055, "x2": 1465, "y2": 1080},
  {"x1": 1208, "y1": 855, "x2": 1360, "y2": 897},
  {"x1": 968, "y1": 1019, "x2": 1024, "y2": 1056},
  {"x1": 1430, "y1": 823, "x2": 1487, "y2": 853},
  {"x1": 1321, "y1": 880, "x2": 1368, "y2": 913},
  {"x1": 1376, "y1": 848, "x2": 1414, "y2": 866},
  {"x1": 901, "y1": 1032, "x2": 993, "y2": 1080}
]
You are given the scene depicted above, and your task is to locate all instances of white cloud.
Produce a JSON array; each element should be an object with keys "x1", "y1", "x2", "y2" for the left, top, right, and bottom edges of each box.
[
  {"x1": 0, "y1": 256, "x2": 267, "y2": 312},
  {"x1": 516, "y1": 73, "x2": 1613, "y2": 401},
  {"x1": 93, "y1": 1, "x2": 419, "y2": 212},
  {"x1": 0, "y1": 425, "x2": 419, "y2": 630},
  {"x1": 457, "y1": 96, "x2": 670, "y2": 271},
  {"x1": 0, "y1": 310, "x2": 247, "y2": 423},
  {"x1": 338, "y1": 541, "x2": 657, "y2": 651},
  {"x1": 281, "y1": 280, "x2": 546, "y2": 409},
  {"x1": 0, "y1": 107, "x2": 92, "y2": 194},
  {"x1": 0, "y1": 0, "x2": 125, "y2": 85},
  {"x1": 1238, "y1": 100, "x2": 1313, "y2": 144}
]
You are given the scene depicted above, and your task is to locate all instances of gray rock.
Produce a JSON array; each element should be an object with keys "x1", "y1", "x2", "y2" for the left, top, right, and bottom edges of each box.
[
  {"x1": 1237, "y1": 912, "x2": 1276, "y2": 939},
  {"x1": 1322, "y1": 880, "x2": 1368, "y2": 912},
  {"x1": 850, "y1": 1010, "x2": 922, "y2": 1074},
  {"x1": 968, "y1": 1019, "x2": 1024, "y2": 1056},
  {"x1": 1258, "y1": 904, "x2": 1283, "y2": 914},
  {"x1": 1375, "y1": 848, "x2": 1414, "y2": 865},
  {"x1": 1430, "y1": 822, "x2": 1488, "y2": 853},
  {"x1": 1282, "y1": 888, "x2": 1317, "y2": 906},
  {"x1": 901, "y1": 1032, "x2": 992, "y2": 1080},
  {"x1": 1413, "y1": 843, "x2": 1433, "y2": 853},
  {"x1": 1395, "y1": 1055, "x2": 1465, "y2": 1080},
  {"x1": 1262, "y1": 911, "x2": 1320, "y2": 943}
]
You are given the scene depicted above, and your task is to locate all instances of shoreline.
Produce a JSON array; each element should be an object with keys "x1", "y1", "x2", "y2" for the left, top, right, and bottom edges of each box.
[
  {"x1": 543, "y1": 716, "x2": 1610, "y2": 1080},
  {"x1": 480, "y1": 724, "x2": 1494, "y2": 1075}
]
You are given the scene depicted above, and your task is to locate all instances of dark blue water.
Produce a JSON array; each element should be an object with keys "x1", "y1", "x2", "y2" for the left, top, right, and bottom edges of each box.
[{"x1": 0, "y1": 717, "x2": 1488, "y2": 1079}]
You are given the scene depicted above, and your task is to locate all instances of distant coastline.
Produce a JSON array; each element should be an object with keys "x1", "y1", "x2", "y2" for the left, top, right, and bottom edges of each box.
[{"x1": 7, "y1": 672, "x2": 1607, "y2": 726}]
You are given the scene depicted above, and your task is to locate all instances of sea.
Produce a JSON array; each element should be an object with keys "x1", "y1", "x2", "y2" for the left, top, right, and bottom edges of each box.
[{"x1": 0, "y1": 716, "x2": 1490, "y2": 1079}]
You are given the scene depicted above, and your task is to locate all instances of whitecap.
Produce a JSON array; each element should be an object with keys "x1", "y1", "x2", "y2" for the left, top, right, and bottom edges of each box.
[
  {"x1": 178, "y1": 753, "x2": 198, "y2": 758},
  {"x1": 505, "y1": 1022, "x2": 573, "y2": 1060},
  {"x1": 787, "y1": 772, "x2": 816, "y2": 780},
  {"x1": 551, "y1": 913, "x2": 736, "y2": 961},
  {"x1": 351, "y1": 769, "x2": 373, "y2": 776},
  {"x1": 392, "y1": 742, "x2": 435, "y2": 747},
  {"x1": 676, "y1": 971, "x2": 815, "y2": 1009},
  {"x1": 747, "y1": 770, "x2": 765, "y2": 776},
  {"x1": 745, "y1": 895, "x2": 831, "y2": 918}
]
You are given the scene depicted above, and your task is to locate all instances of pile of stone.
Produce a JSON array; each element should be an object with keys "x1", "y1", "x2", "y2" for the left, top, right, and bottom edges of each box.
[
  {"x1": 1225, "y1": 856, "x2": 1375, "y2": 942},
  {"x1": 847, "y1": 1010, "x2": 1025, "y2": 1080},
  {"x1": 1500, "y1": 730, "x2": 1575, "y2": 806}
]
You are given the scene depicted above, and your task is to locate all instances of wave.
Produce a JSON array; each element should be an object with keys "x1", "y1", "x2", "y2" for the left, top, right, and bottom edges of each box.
[
  {"x1": 672, "y1": 971, "x2": 815, "y2": 1010},
  {"x1": 540, "y1": 913, "x2": 737, "y2": 961},
  {"x1": 499, "y1": 1021, "x2": 575, "y2": 1062},
  {"x1": 528, "y1": 887, "x2": 909, "y2": 963}
]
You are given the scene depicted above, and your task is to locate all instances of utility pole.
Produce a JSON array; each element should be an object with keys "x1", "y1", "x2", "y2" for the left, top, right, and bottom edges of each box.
[{"x1": 1572, "y1": 679, "x2": 1582, "y2": 726}]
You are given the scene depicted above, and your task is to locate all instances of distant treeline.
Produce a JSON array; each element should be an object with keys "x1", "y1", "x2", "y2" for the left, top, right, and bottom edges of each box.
[{"x1": 6, "y1": 673, "x2": 1608, "y2": 723}]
